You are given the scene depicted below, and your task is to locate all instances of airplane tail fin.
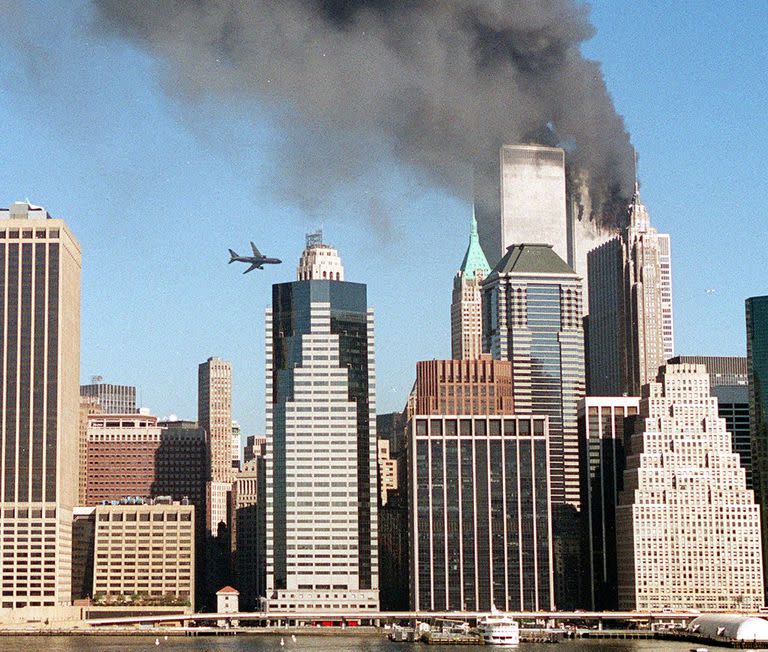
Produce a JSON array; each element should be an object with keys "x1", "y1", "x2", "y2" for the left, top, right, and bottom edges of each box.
[{"x1": 228, "y1": 249, "x2": 238, "y2": 263}]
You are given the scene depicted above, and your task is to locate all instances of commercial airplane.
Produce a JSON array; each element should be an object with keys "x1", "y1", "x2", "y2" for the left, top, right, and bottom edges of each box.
[{"x1": 228, "y1": 242, "x2": 282, "y2": 273}]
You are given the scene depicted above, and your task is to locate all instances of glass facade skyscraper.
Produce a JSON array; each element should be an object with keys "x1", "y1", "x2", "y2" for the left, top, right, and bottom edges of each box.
[
  {"x1": 747, "y1": 295, "x2": 768, "y2": 589},
  {"x1": 483, "y1": 243, "x2": 585, "y2": 608},
  {"x1": 265, "y1": 237, "x2": 378, "y2": 612},
  {"x1": 408, "y1": 415, "x2": 553, "y2": 611}
]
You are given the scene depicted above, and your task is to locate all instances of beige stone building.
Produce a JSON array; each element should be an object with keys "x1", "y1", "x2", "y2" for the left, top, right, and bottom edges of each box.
[
  {"x1": 199, "y1": 356, "x2": 232, "y2": 534},
  {"x1": 0, "y1": 202, "x2": 81, "y2": 608},
  {"x1": 376, "y1": 439, "x2": 397, "y2": 506},
  {"x1": 617, "y1": 363, "x2": 764, "y2": 611},
  {"x1": 92, "y1": 501, "x2": 195, "y2": 609}
]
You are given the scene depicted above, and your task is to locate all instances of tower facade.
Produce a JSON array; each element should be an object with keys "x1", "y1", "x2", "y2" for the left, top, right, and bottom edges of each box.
[
  {"x1": 482, "y1": 243, "x2": 585, "y2": 608},
  {"x1": 265, "y1": 235, "x2": 378, "y2": 611},
  {"x1": 198, "y1": 356, "x2": 232, "y2": 534},
  {"x1": 747, "y1": 296, "x2": 768, "y2": 588},
  {"x1": 616, "y1": 364, "x2": 764, "y2": 611},
  {"x1": 0, "y1": 202, "x2": 81, "y2": 608},
  {"x1": 451, "y1": 213, "x2": 491, "y2": 359},
  {"x1": 587, "y1": 187, "x2": 674, "y2": 395},
  {"x1": 79, "y1": 382, "x2": 137, "y2": 414}
]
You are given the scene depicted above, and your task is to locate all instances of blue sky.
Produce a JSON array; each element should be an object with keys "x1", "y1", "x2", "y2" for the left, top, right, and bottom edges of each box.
[{"x1": 1, "y1": 2, "x2": 766, "y2": 436}]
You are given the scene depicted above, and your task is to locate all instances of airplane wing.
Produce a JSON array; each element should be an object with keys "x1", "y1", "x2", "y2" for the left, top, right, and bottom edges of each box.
[
  {"x1": 250, "y1": 241, "x2": 262, "y2": 258},
  {"x1": 243, "y1": 262, "x2": 262, "y2": 274}
]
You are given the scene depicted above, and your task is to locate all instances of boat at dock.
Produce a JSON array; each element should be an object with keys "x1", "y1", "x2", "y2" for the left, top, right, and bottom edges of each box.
[{"x1": 478, "y1": 610, "x2": 520, "y2": 646}]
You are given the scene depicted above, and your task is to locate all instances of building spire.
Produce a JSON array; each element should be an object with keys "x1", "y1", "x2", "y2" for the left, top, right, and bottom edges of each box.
[{"x1": 459, "y1": 208, "x2": 491, "y2": 281}]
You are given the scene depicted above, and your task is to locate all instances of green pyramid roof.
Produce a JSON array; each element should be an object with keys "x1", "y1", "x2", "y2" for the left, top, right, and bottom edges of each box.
[
  {"x1": 486, "y1": 243, "x2": 576, "y2": 282},
  {"x1": 459, "y1": 211, "x2": 491, "y2": 280}
]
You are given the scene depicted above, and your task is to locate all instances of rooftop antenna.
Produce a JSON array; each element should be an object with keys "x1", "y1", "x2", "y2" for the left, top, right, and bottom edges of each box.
[
  {"x1": 633, "y1": 147, "x2": 639, "y2": 197},
  {"x1": 91, "y1": 375, "x2": 103, "y2": 384}
]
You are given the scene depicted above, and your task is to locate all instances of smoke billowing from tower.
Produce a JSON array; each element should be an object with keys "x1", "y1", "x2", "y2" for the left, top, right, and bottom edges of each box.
[{"x1": 92, "y1": 0, "x2": 634, "y2": 226}]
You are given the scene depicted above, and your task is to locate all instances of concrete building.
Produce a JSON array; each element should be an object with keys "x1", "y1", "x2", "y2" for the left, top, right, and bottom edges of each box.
[
  {"x1": 0, "y1": 202, "x2": 81, "y2": 609},
  {"x1": 85, "y1": 414, "x2": 207, "y2": 510},
  {"x1": 474, "y1": 144, "x2": 617, "y2": 312},
  {"x1": 670, "y1": 356, "x2": 751, "y2": 487},
  {"x1": 409, "y1": 414, "x2": 554, "y2": 611},
  {"x1": 377, "y1": 412, "x2": 406, "y2": 458},
  {"x1": 231, "y1": 420, "x2": 242, "y2": 474},
  {"x1": 199, "y1": 357, "x2": 233, "y2": 534},
  {"x1": 451, "y1": 212, "x2": 491, "y2": 359},
  {"x1": 244, "y1": 435, "x2": 267, "y2": 465},
  {"x1": 747, "y1": 295, "x2": 768, "y2": 589},
  {"x1": 92, "y1": 500, "x2": 195, "y2": 609},
  {"x1": 415, "y1": 359, "x2": 514, "y2": 416},
  {"x1": 578, "y1": 396, "x2": 640, "y2": 610},
  {"x1": 78, "y1": 396, "x2": 102, "y2": 505},
  {"x1": 377, "y1": 439, "x2": 398, "y2": 506},
  {"x1": 482, "y1": 243, "x2": 585, "y2": 608},
  {"x1": 80, "y1": 382, "x2": 137, "y2": 415},
  {"x1": 587, "y1": 186, "x2": 674, "y2": 396},
  {"x1": 616, "y1": 363, "x2": 764, "y2": 611},
  {"x1": 231, "y1": 458, "x2": 266, "y2": 610},
  {"x1": 216, "y1": 586, "x2": 239, "y2": 626},
  {"x1": 265, "y1": 233, "x2": 378, "y2": 612}
]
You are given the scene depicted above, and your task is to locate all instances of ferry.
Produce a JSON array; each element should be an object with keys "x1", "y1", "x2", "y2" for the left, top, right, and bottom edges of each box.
[{"x1": 478, "y1": 609, "x2": 520, "y2": 646}]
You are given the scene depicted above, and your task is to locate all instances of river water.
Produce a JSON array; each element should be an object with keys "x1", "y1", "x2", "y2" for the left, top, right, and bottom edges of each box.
[{"x1": 0, "y1": 636, "x2": 737, "y2": 652}]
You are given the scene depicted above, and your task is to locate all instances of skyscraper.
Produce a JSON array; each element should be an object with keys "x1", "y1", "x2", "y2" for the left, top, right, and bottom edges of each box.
[
  {"x1": 79, "y1": 381, "x2": 137, "y2": 414},
  {"x1": 473, "y1": 144, "x2": 617, "y2": 311},
  {"x1": 578, "y1": 396, "x2": 640, "y2": 610},
  {"x1": 265, "y1": 233, "x2": 378, "y2": 612},
  {"x1": 408, "y1": 415, "x2": 554, "y2": 611},
  {"x1": 616, "y1": 364, "x2": 764, "y2": 611},
  {"x1": 587, "y1": 186, "x2": 674, "y2": 396},
  {"x1": 198, "y1": 356, "x2": 232, "y2": 534},
  {"x1": 669, "y1": 355, "x2": 751, "y2": 486},
  {"x1": 0, "y1": 202, "x2": 81, "y2": 609},
  {"x1": 747, "y1": 295, "x2": 768, "y2": 588},
  {"x1": 451, "y1": 212, "x2": 491, "y2": 359},
  {"x1": 482, "y1": 243, "x2": 585, "y2": 608}
]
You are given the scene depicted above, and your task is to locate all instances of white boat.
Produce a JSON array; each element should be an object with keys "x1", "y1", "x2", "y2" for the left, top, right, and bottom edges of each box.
[{"x1": 478, "y1": 610, "x2": 520, "y2": 646}]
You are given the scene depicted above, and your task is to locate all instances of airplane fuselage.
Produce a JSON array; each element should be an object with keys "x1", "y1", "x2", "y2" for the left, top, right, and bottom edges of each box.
[{"x1": 228, "y1": 242, "x2": 282, "y2": 273}]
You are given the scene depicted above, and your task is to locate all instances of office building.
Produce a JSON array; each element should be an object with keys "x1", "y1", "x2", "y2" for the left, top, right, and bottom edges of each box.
[
  {"x1": 415, "y1": 359, "x2": 514, "y2": 416},
  {"x1": 91, "y1": 500, "x2": 195, "y2": 609},
  {"x1": 578, "y1": 396, "x2": 640, "y2": 610},
  {"x1": 78, "y1": 396, "x2": 101, "y2": 505},
  {"x1": 0, "y1": 202, "x2": 81, "y2": 609},
  {"x1": 451, "y1": 212, "x2": 491, "y2": 359},
  {"x1": 377, "y1": 439, "x2": 398, "y2": 506},
  {"x1": 616, "y1": 364, "x2": 764, "y2": 611},
  {"x1": 231, "y1": 458, "x2": 266, "y2": 610},
  {"x1": 198, "y1": 357, "x2": 233, "y2": 534},
  {"x1": 587, "y1": 186, "x2": 674, "y2": 395},
  {"x1": 244, "y1": 435, "x2": 267, "y2": 465},
  {"x1": 80, "y1": 382, "x2": 137, "y2": 414},
  {"x1": 409, "y1": 414, "x2": 554, "y2": 611},
  {"x1": 670, "y1": 356, "x2": 751, "y2": 487},
  {"x1": 265, "y1": 233, "x2": 378, "y2": 612},
  {"x1": 231, "y1": 420, "x2": 242, "y2": 473},
  {"x1": 483, "y1": 243, "x2": 584, "y2": 608},
  {"x1": 474, "y1": 144, "x2": 617, "y2": 311},
  {"x1": 71, "y1": 507, "x2": 96, "y2": 602},
  {"x1": 747, "y1": 295, "x2": 768, "y2": 589},
  {"x1": 377, "y1": 412, "x2": 406, "y2": 458}
]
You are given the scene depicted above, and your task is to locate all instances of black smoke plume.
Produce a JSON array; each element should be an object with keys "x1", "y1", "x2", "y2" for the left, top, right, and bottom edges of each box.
[{"x1": 91, "y1": 0, "x2": 634, "y2": 227}]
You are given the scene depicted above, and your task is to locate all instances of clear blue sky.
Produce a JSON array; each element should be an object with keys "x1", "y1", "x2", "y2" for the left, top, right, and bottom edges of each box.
[{"x1": 1, "y1": 2, "x2": 766, "y2": 436}]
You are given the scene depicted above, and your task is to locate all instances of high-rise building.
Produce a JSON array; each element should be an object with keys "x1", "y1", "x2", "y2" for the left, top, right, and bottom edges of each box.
[
  {"x1": 79, "y1": 382, "x2": 137, "y2": 414},
  {"x1": 231, "y1": 457, "x2": 266, "y2": 611},
  {"x1": 78, "y1": 395, "x2": 102, "y2": 505},
  {"x1": 669, "y1": 355, "x2": 751, "y2": 486},
  {"x1": 265, "y1": 234, "x2": 378, "y2": 612},
  {"x1": 85, "y1": 413, "x2": 207, "y2": 510},
  {"x1": 473, "y1": 144, "x2": 617, "y2": 312},
  {"x1": 616, "y1": 363, "x2": 764, "y2": 611},
  {"x1": 244, "y1": 435, "x2": 267, "y2": 465},
  {"x1": 578, "y1": 396, "x2": 640, "y2": 610},
  {"x1": 409, "y1": 414, "x2": 554, "y2": 611},
  {"x1": 587, "y1": 186, "x2": 674, "y2": 395},
  {"x1": 377, "y1": 439, "x2": 398, "y2": 506},
  {"x1": 415, "y1": 359, "x2": 514, "y2": 416},
  {"x1": 198, "y1": 357, "x2": 233, "y2": 534},
  {"x1": 0, "y1": 202, "x2": 81, "y2": 609},
  {"x1": 451, "y1": 212, "x2": 491, "y2": 359},
  {"x1": 482, "y1": 243, "x2": 585, "y2": 608},
  {"x1": 747, "y1": 295, "x2": 768, "y2": 589}
]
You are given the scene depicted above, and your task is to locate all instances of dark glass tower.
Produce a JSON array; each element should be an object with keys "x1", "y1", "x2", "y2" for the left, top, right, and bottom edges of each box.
[
  {"x1": 265, "y1": 237, "x2": 378, "y2": 612},
  {"x1": 747, "y1": 296, "x2": 768, "y2": 588}
]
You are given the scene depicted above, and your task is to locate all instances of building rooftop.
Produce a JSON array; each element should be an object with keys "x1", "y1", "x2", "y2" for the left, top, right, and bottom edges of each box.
[
  {"x1": 486, "y1": 243, "x2": 576, "y2": 282},
  {"x1": 458, "y1": 211, "x2": 491, "y2": 280},
  {"x1": 216, "y1": 586, "x2": 240, "y2": 595}
]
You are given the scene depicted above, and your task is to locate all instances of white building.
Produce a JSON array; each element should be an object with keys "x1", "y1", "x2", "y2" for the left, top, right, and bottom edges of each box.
[
  {"x1": 616, "y1": 363, "x2": 764, "y2": 611},
  {"x1": 265, "y1": 234, "x2": 379, "y2": 612}
]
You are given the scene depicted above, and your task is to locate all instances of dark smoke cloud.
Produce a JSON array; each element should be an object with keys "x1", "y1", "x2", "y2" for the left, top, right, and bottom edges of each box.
[{"x1": 91, "y1": 0, "x2": 634, "y2": 227}]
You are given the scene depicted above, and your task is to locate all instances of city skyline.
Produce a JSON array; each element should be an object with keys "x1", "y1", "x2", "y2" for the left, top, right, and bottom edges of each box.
[{"x1": 1, "y1": 2, "x2": 766, "y2": 437}]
